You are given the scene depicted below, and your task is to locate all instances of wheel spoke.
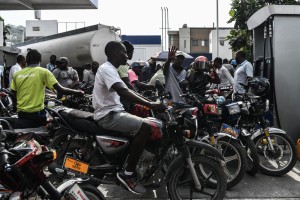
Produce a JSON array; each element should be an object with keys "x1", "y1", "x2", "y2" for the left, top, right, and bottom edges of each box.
[
  {"x1": 224, "y1": 154, "x2": 239, "y2": 163},
  {"x1": 177, "y1": 179, "x2": 192, "y2": 186},
  {"x1": 202, "y1": 171, "x2": 213, "y2": 185},
  {"x1": 222, "y1": 166, "x2": 235, "y2": 179}
]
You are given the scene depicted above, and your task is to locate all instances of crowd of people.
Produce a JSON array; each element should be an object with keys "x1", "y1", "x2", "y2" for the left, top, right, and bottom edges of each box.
[{"x1": 0, "y1": 40, "x2": 253, "y2": 195}]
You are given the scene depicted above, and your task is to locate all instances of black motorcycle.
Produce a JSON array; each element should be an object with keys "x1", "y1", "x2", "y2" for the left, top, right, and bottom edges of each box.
[
  {"x1": 229, "y1": 77, "x2": 297, "y2": 176},
  {"x1": 46, "y1": 104, "x2": 227, "y2": 199}
]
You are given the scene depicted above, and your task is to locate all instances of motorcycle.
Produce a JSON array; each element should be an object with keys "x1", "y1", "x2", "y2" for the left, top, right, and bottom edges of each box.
[
  {"x1": 180, "y1": 93, "x2": 248, "y2": 189},
  {"x1": 197, "y1": 87, "x2": 260, "y2": 176},
  {"x1": 0, "y1": 120, "x2": 105, "y2": 200},
  {"x1": 230, "y1": 77, "x2": 297, "y2": 176},
  {"x1": 46, "y1": 103, "x2": 227, "y2": 199}
]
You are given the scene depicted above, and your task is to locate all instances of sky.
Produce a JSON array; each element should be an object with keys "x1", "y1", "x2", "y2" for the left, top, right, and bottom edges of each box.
[{"x1": 0, "y1": 0, "x2": 234, "y2": 35}]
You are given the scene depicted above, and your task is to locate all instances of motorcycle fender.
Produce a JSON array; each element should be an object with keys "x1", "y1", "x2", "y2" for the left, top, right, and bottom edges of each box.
[
  {"x1": 214, "y1": 132, "x2": 237, "y2": 140},
  {"x1": 56, "y1": 178, "x2": 87, "y2": 193},
  {"x1": 187, "y1": 140, "x2": 224, "y2": 161},
  {"x1": 251, "y1": 127, "x2": 286, "y2": 141},
  {"x1": 240, "y1": 129, "x2": 251, "y2": 137}
]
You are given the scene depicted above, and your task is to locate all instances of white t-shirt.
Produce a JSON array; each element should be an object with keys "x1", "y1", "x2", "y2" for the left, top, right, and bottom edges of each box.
[
  {"x1": 233, "y1": 60, "x2": 253, "y2": 94},
  {"x1": 9, "y1": 63, "x2": 22, "y2": 87},
  {"x1": 216, "y1": 65, "x2": 234, "y2": 88},
  {"x1": 93, "y1": 61, "x2": 126, "y2": 120}
]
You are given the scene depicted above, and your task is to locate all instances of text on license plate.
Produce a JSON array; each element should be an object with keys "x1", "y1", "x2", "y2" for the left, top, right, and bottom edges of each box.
[{"x1": 64, "y1": 157, "x2": 89, "y2": 174}]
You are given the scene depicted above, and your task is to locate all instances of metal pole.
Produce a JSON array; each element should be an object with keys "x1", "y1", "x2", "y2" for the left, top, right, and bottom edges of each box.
[
  {"x1": 216, "y1": 0, "x2": 219, "y2": 57},
  {"x1": 161, "y1": 7, "x2": 164, "y2": 51},
  {"x1": 166, "y1": 7, "x2": 169, "y2": 49},
  {"x1": 164, "y1": 7, "x2": 167, "y2": 50}
]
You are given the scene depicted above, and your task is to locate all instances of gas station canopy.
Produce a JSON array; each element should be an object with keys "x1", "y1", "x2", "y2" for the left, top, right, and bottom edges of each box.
[{"x1": 0, "y1": 0, "x2": 98, "y2": 10}]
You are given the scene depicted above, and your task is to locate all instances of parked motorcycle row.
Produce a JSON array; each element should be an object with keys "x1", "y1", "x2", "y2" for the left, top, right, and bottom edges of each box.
[{"x1": 0, "y1": 76, "x2": 297, "y2": 200}]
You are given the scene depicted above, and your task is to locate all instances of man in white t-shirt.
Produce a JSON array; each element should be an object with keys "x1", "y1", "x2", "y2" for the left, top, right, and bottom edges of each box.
[
  {"x1": 213, "y1": 57, "x2": 233, "y2": 88},
  {"x1": 9, "y1": 55, "x2": 26, "y2": 87},
  {"x1": 93, "y1": 41, "x2": 164, "y2": 195},
  {"x1": 233, "y1": 50, "x2": 253, "y2": 99}
]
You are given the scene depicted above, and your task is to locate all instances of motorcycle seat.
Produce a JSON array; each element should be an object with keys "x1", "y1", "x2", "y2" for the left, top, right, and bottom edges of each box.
[{"x1": 60, "y1": 109, "x2": 133, "y2": 138}]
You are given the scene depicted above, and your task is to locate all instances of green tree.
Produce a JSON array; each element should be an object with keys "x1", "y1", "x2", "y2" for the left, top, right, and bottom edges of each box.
[
  {"x1": 0, "y1": 16, "x2": 11, "y2": 46},
  {"x1": 227, "y1": 0, "x2": 300, "y2": 60}
]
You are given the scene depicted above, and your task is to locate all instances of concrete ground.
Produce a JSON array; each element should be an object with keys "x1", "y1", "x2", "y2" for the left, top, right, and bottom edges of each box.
[{"x1": 98, "y1": 161, "x2": 300, "y2": 200}]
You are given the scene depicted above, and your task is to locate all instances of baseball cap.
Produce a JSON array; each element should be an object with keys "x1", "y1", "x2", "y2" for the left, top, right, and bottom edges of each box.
[
  {"x1": 57, "y1": 57, "x2": 69, "y2": 63},
  {"x1": 131, "y1": 61, "x2": 147, "y2": 68},
  {"x1": 230, "y1": 59, "x2": 237, "y2": 65}
]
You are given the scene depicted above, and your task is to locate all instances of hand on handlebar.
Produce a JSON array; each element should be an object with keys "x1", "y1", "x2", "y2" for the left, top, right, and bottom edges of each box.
[
  {"x1": 149, "y1": 102, "x2": 167, "y2": 111},
  {"x1": 75, "y1": 90, "x2": 85, "y2": 97}
]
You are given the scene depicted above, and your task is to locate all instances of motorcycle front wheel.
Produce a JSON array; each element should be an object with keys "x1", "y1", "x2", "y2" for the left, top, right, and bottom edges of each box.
[
  {"x1": 79, "y1": 184, "x2": 105, "y2": 200},
  {"x1": 253, "y1": 133, "x2": 297, "y2": 176},
  {"x1": 167, "y1": 156, "x2": 227, "y2": 200}
]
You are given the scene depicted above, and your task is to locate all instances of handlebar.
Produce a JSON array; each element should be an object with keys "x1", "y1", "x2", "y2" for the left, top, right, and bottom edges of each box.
[{"x1": 239, "y1": 82, "x2": 248, "y2": 89}]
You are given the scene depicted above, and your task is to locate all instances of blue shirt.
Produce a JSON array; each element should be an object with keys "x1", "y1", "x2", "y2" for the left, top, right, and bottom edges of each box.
[{"x1": 46, "y1": 63, "x2": 56, "y2": 72}]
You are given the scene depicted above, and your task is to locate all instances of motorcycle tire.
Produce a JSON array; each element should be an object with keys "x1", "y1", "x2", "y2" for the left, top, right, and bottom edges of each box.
[
  {"x1": 253, "y1": 133, "x2": 297, "y2": 176},
  {"x1": 195, "y1": 137, "x2": 247, "y2": 189},
  {"x1": 78, "y1": 184, "x2": 105, "y2": 200},
  {"x1": 217, "y1": 137, "x2": 247, "y2": 189},
  {"x1": 167, "y1": 156, "x2": 227, "y2": 200},
  {"x1": 240, "y1": 136, "x2": 260, "y2": 176}
]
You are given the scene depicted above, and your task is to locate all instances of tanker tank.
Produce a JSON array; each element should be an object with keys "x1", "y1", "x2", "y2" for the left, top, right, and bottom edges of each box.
[{"x1": 14, "y1": 24, "x2": 121, "y2": 67}]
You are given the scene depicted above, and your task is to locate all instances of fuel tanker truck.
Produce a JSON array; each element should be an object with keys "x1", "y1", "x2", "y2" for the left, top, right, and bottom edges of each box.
[{"x1": 13, "y1": 24, "x2": 121, "y2": 68}]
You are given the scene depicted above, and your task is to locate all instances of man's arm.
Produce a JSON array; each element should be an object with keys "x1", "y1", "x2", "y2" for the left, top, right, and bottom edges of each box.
[
  {"x1": 210, "y1": 70, "x2": 221, "y2": 84},
  {"x1": 70, "y1": 69, "x2": 80, "y2": 89},
  {"x1": 132, "y1": 80, "x2": 155, "y2": 91},
  {"x1": 163, "y1": 46, "x2": 177, "y2": 76},
  {"x1": 112, "y1": 82, "x2": 161, "y2": 109},
  {"x1": 53, "y1": 83, "x2": 83, "y2": 96},
  {"x1": 121, "y1": 77, "x2": 135, "y2": 91},
  {"x1": 224, "y1": 68, "x2": 234, "y2": 85},
  {"x1": 10, "y1": 90, "x2": 17, "y2": 111},
  {"x1": 245, "y1": 63, "x2": 253, "y2": 77},
  {"x1": 186, "y1": 69, "x2": 195, "y2": 83}
]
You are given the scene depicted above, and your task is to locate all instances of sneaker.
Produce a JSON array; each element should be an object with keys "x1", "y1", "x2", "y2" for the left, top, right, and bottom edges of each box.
[{"x1": 117, "y1": 171, "x2": 146, "y2": 195}]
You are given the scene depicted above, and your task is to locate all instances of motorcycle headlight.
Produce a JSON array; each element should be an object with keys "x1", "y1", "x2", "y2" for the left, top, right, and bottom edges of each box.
[{"x1": 226, "y1": 103, "x2": 240, "y2": 115}]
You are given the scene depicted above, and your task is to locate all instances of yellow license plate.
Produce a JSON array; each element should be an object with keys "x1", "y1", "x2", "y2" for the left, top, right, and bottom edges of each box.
[{"x1": 64, "y1": 157, "x2": 89, "y2": 174}]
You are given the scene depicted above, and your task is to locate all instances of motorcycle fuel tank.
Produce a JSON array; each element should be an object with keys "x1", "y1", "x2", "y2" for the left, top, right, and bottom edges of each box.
[{"x1": 96, "y1": 136, "x2": 129, "y2": 155}]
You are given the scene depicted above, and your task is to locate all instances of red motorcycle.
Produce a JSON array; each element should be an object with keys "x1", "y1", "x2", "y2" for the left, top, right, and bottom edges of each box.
[{"x1": 0, "y1": 121, "x2": 105, "y2": 200}]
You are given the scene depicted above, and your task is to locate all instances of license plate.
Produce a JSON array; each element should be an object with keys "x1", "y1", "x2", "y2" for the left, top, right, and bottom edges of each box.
[{"x1": 64, "y1": 157, "x2": 89, "y2": 174}]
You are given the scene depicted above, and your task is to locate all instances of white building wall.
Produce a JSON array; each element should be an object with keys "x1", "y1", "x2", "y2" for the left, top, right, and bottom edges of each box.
[
  {"x1": 179, "y1": 28, "x2": 191, "y2": 53},
  {"x1": 26, "y1": 20, "x2": 58, "y2": 37},
  {"x1": 130, "y1": 44, "x2": 162, "y2": 64},
  {"x1": 209, "y1": 29, "x2": 233, "y2": 60}
]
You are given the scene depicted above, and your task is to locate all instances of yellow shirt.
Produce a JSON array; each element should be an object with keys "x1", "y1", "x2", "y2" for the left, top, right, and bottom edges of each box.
[
  {"x1": 118, "y1": 64, "x2": 130, "y2": 78},
  {"x1": 11, "y1": 66, "x2": 58, "y2": 113}
]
